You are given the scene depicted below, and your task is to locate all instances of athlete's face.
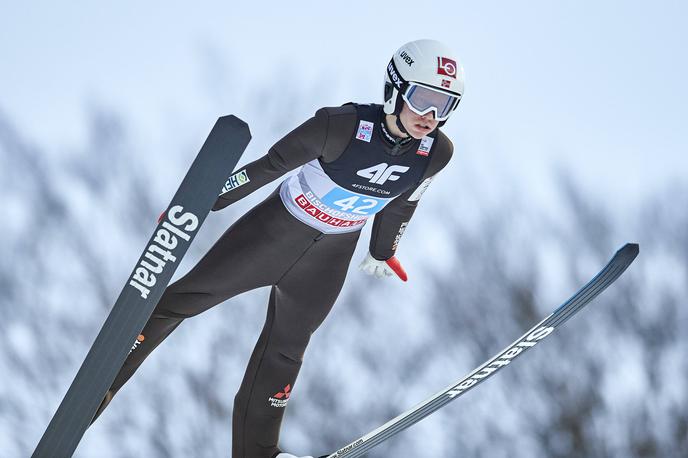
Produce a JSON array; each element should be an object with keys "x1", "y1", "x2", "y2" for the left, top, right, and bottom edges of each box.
[{"x1": 399, "y1": 102, "x2": 440, "y2": 139}]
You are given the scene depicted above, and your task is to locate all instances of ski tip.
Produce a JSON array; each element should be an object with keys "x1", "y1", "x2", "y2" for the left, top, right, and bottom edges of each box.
[
  {"x1": 618, "y1": 243, "x2": 640, "y2": 260},
  {"x1": 216, "y1": 115, "x2": 252, "y2": 138}
]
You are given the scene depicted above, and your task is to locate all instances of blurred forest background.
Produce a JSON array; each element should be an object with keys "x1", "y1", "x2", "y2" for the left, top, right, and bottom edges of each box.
[
  {"x1": 1, "y1": 96, "x2": 686, "y2": 458},
  {"x1": 2, "y1": 2, "x2": 687, "y2": 457}
]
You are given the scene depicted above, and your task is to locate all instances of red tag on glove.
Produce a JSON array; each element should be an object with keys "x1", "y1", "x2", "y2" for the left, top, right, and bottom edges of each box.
[{"x1": 385, "y1": 256, "x2": 408, "y2": 282}]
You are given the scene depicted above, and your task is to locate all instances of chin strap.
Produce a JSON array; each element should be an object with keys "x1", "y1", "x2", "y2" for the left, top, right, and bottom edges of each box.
[
  {"x1": 395, "y1": 115, "x2": 410, "y2": 136},
  {"x1": 380, "y1": 117, "x2": 413, "y2": 155}
]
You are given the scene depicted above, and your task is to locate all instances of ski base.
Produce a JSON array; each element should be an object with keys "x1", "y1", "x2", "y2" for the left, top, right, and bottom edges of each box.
[
  {"x1": 326, "y1": 243, "x2": 639, "y2": 458},
  {"x1": 33, "y1": 115, "x2": 251, "y2": 458}
]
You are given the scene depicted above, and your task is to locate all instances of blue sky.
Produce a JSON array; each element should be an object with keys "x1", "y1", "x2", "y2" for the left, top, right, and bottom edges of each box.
[{"x1": 2, "y1": 0, "x2": 686, "y2": 213}]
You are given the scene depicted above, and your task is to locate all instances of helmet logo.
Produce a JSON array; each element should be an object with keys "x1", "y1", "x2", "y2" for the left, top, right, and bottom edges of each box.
[
  {"x1": 437, "y1": 57, "x2": 457, "y2": 79},
  {"x1": 441, "y1": 79, "x2": 451, "y2": 89},
  {"x1": 399, "y1": 51, "x2": 415, "y2": 66},
  {"x1": 387, "y1": 61, "x2": 404, "y2": 90}
]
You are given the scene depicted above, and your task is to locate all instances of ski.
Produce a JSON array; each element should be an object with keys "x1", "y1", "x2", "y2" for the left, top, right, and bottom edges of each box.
[
  {"x1": 325, "y1": 243, "x2": 639, "y2": 458},
  {"x1": 33, "y1": 115, "x2": 251, "y2": 458}
]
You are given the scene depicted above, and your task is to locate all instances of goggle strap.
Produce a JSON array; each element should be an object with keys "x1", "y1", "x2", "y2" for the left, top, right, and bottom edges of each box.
[{"x1": 386, "y1": 58, "x2": 408, "y2": 94}]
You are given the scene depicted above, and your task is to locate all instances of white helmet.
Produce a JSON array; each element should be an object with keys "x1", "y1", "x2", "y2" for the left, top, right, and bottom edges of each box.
[{"x1": 384, "y1": 39, "x2": 465, "y2": 124}]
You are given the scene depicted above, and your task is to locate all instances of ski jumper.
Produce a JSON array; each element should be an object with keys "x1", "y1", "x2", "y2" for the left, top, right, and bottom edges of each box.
[{"x1": 92, "y1": 103, "x2": 453, "y2": 458}]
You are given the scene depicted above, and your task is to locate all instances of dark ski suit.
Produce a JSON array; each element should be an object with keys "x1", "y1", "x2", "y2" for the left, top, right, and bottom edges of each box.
[{"x1": 92, "y1": 103, "x2": 453, "y2": 458}]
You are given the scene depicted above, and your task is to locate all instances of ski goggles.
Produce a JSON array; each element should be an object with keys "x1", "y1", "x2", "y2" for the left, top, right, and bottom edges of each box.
[{"x1": 401, "y1": 83, "x2": 461, "y2": 121}]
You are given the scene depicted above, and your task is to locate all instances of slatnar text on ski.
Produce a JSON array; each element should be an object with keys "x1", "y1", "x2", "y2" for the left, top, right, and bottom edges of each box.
[{"x1": 129, "y1": 206, "x2": 199, "y2": 299}]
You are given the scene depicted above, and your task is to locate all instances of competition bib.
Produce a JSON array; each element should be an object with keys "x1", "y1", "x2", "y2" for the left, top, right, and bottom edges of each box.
[{"x1": 280, "y1": 160, "x2": 394, "y2": 233}]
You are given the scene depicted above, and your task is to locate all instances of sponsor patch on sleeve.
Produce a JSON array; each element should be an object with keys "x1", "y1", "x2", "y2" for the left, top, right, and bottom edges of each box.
[
  {"x1": 220, "y1": 169, "x2": 250, "y2": 195},
  {"x1": 392, "y1": 222, "x2": 409, "y2": 251},
  {"x1": 356, "y1": 120, "x2": 374, "y2": 143},
  {"x1": 408, "y1": 176, "x2": 434, "y2": 201}
]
